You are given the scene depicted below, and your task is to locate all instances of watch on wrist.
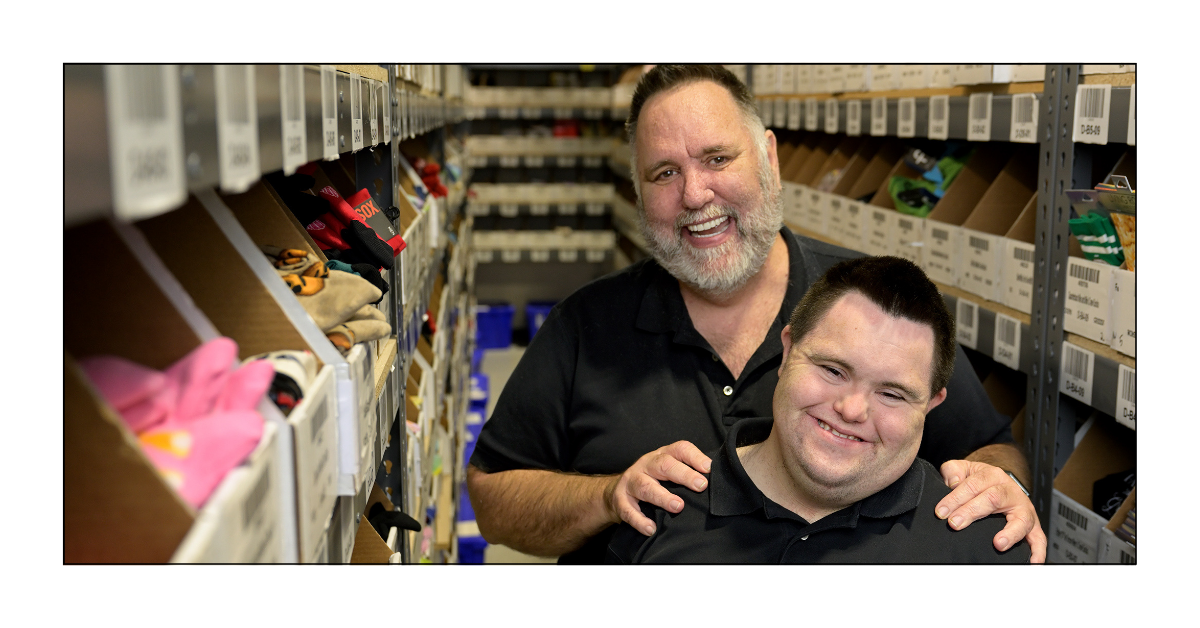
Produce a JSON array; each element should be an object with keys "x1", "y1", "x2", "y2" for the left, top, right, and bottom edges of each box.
[{"x1": 1004, "y1": 470, "x2": 1030, "y2": 497}]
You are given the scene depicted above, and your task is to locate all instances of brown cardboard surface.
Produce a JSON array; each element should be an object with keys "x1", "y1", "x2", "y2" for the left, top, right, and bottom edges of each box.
[
  {"x1": 137, "y1": 197, "x2": 317, "y2": 362},
  {"x1": 793, "y1": 134, "x2": 842, "y2": 186},
  {"x1": 776, "y1": 141, "x2": 797, "y2": 167},
  {"x1": 810, "y1": 136, "x2": 864, "y2": 190},
  {"x1": 434, "y1": 474, "x2": 454, "y2": 550},
  {"x1": 316, "y1": 160, "x2": 357, "y2": 199},
  {"x1": 1055, "y1": 418, "x2": 1135, "y2": 508},
  {"x1": 1082, "y1": 73, "x2": 1135, "y2": 87},
  {"x1": 981, "y1": 368, "x2": 1027, "y2": 419},
  {"x1": 417, "y1": 335, "x2": 435, "y2": 367},
  {"x1": 846, "y1": 139, "x2": 906, "y2": 201},
  {"x1": 925, "y1": 144, "x2": 1013, "y2": 225},
  {"x1": 375, "y1": 338, "x2": 397, "y2": 401},
  {"x1": 399, "y1": 191, "x2": 420, "y2": 232},
  {"x1": 334, "y1": 64, "x2": 388, "y2": 83},
  {"x1": 868, "y1": 159, "x2": 923, "y2": 209},
  {"x1": 1004, "y1": 195, "x2": 1038, "y2": 243},
  {"x1": 831, "y1": 136, "x2": 884, "y2": 197},
  {"x1": 780, "y1": 134, "x2": 821, "y2": 182},
  {"x1": 1108, "y1": 150, "x2": 1136, "y2": 189},
  {"x1": 349, "y1": 510, "x2": 394, "y2": 563},
  {"x1": 221, "y1": 182, "x2": 321, "y2": 259},
  {"x1": 962, "y1": 147, "x2": 1039, "y2": 236},
  {"x1": 65, "y1": 354, "x2": 196, "y2": 563}
]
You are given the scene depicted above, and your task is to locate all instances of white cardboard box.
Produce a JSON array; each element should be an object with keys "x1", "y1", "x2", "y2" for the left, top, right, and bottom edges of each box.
[
  {"x1": 1002, "y1": 238, "x2": 1037, "y2": 314},
  {"x1": 863, "y1": 206, "x2": 893, "y2": 257},
  {"x1": 868, "y1": 65, "x2": 897, "y2": 91},
  {"x1": 923, "y1": 220, "x2": 961, "y2": 286},
  {"x1": 803, "y1": 188, "x2": 830, "y2": 235},
  {"x1": 1048, "y1": 419, "x2": 1134, "y2": 564},
  {"x1": 898, "y1": 65, "x2": 930, "y2": 89},
  {"x1": 336, "y1": 343, "x2": 368, "y2": 495},
  {"x1": 843, "y1": 65, "x2": 870, "y2": 92},
  {"x1": 892, "y1": 213, "x2": 925, "y2": 267},
  {"x1": 842, "y1": 200, "x2": 866, "y2": 251},
  {"x1": 221, "y1": 422, "x2": 284, "y2": 562},
  {"x1": 928, "y1": 65, "x2": 954, "y2": 88},
  {"x1": 1063, "y1": 256, "x2": 1113, "y2": 344},
  {"x1": 1098, "y1": 527, "x2": 1137, "y2": 563},
  {"x1": 952, "y1": 65, "x2": 992, "y2": 86},
  {"x1": 290, "y1": 365, "x2": 339, "y2": 563},
  {"x1": 825, "y1": 193, "x2": 849, "y2": 244},
  {"x1": 1050, "y1": 488, "x2": 1106, "y2": 564},
  {"x1": 1110, "y1": 267, "x2": 1135, "y2": 357},
  {"x1": 1011, "y1": 65, "x2": 1047, "y2": 82},
  {"x1": 959, "y1": 228, "x2": 1006, "y2": 302}
]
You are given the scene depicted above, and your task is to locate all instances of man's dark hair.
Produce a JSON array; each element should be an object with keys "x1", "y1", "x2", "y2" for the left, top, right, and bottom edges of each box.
[
  {"x1": 625, "y1": 64, "x2": 761, "y2": 144},
  {"x1": 787, "y1": 256, "x2": 956, "y2": 395}
]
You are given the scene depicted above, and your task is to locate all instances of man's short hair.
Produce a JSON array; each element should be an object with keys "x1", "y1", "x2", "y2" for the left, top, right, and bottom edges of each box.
[
  {"x1": 787, "y1": 256, "x2": 956, "y2": 395},
  {"x1": 624, "y1": 65, "x2": 766, "y2": 197}
]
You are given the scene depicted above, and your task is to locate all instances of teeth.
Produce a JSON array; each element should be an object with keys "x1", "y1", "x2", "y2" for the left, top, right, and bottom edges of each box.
[
  {"x1": 818, "y1": 420, "x2": 862, "y2": 442},
  {"x1": 686, "y1": 216, "x2": 728, "y2": 233}
]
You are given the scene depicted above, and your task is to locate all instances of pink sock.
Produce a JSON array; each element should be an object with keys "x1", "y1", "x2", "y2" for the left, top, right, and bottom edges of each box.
[
  {"x1": 215, "y1": 359, "x2": 276, "y2": 413},
  {"x1": 138, "y1": 409, "x2": 264, "y2": 509},
  {"x1": 78, "y1": 355, "x2": 177, "y2": 433},
  {"x1": 164, "y1": 338, "x2": 240, "y2": 422}
]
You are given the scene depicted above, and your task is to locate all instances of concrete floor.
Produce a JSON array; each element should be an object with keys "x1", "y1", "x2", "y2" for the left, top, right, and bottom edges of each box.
[{"x1": 476, "y1": 346, "x2": 557, "y2": 564}]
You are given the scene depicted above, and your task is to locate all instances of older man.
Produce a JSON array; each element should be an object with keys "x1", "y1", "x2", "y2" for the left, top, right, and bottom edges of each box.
[
  {"x1": 467, "y1": 64, "x2": 1045, "y2": 563},
  {"x1": 607, "y1": 256, "x2": 1030, "y2": 563}
]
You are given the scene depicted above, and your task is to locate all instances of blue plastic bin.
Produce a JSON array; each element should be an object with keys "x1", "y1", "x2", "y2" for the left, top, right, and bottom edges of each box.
[
  {"x1": 475, "y1": 304, "x2": 514, "y2": 350},
  {"x1": 526, "y1": 301, "x2": 557, "y2": 340},
  {"x1": 458, "y1": 535, "x2": 487, "y2": 564}
]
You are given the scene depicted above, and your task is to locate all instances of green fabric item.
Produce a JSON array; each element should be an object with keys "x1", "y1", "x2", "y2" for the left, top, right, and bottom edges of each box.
[
  {"x1": 936, "y1": 154, "x2": 967, "y2": 191},
  {"x1": 1068, "y1": 213, "x2": 1124, "y2": 267},
  {"x1": 326, "y1": 260, "x2": 361, "y2": 276},
  {"x1": 888, "y1": 176, "x2": 939, "y2": 217}
]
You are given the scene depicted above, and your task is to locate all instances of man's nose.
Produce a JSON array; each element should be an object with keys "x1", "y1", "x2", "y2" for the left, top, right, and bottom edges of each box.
[
  {"x1": 681, "y1": 168, "x2": 715, "y2": 210},
  {"x1": 833, "y1": 388, "x2": 869, "y2": 423}
]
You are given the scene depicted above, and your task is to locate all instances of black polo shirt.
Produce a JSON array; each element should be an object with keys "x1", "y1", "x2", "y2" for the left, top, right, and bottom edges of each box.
[
  {"x1": 606, "y1": 417, "x2": 1030, "y2": 564},
  {"x1": 469, "y1": 227, "x2": 1013, "y2": 563}
]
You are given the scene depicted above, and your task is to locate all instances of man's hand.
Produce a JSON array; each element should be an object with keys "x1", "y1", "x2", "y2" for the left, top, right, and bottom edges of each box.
[
  {"x1": 937, "y1": 460, "x2": 1047, "y2": 563},
  {"x1": 607, "y1": 441, "x2": 712, "y2": 537}
]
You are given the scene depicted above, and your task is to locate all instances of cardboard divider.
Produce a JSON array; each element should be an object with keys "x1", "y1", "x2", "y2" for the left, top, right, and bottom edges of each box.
[
  {"x1": 922, "y1": 144, "x2": 1014, "y2": 285},
  {"x1": 350, "y1": 477, "x2": 400, "y2": 563},
  {"x1": 830, "y1": 136, "x2": 885, "y2": 197},
  {"x1": 867, "y1": 156, "x2": 924, "y2": 210},
  {"x1": 780, "y1": 133, "x2": 820, "y2": 182},
  {"x1": 845, "y1": 139, "x2": 906, "y2": 202},
  {"x1": 1002, "y1": 197, "x2": 1039, "y2": 313},
  {"x1": 959, "y1": 146, "x2": 1039, "y2": 301},
  {"x1": 793, "y1": 134, "x2": 842, "y2": 187}
]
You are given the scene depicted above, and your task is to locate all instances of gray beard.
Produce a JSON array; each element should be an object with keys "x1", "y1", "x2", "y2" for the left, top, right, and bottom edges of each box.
[{"x1": 637, "y1": 172, "x2": 783, "y2": 299}]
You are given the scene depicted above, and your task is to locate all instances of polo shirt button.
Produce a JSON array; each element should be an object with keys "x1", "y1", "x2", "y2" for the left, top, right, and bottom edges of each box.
[{"x1": 723, "y1": 385, "x2": 733, "y2": 396}]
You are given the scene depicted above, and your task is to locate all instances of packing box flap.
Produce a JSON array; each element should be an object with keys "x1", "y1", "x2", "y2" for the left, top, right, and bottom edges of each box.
[
  {"x1": 925, "y1": 143, "x2": 1013, "y2": 226},
  {"x1": 831, "y1": 136, "x2": 885, "y2": 197},
  {"x1": 793, "y1": 134, "x2": 842, "y2": 186},
  {"x1": 780, "y1": 133, "x2": 821, "y2": 182},
  {"x1": 1004, "y1": 195, "x2": 1038, "y2": 244},
  {"x1": 962, "y1": 148, "x2": 1039, "y2": 236},
  {"x1": 868, "y1": 157, "x2": 923, "y2": 209},
  {"x1": 810, "y1": 136, "x2": 864, "y2": 189}
]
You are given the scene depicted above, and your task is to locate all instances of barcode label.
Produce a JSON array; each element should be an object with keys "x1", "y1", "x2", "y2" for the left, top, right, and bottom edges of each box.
[
  {"x1": 103, "y1": 65, "x2": 187, "y2": 220},
  {"x1": 846, "y1": 100, "x2": 862, "y2": 136},
  {"x1": 870, "y1": 97, "x2": 887, "y2": 136},
  {"x1": 1127, "y1": 84, "x2": 1135, "y2": 145},
  {"x1": 969, "y1": 235, "x2": 989, "y2": 251},
  {"x1": 381, "y1": 83, "x2": 391, "y2": 146},
  {"x1": 898, "y1": 218, "x2": 913, "y2": 230},
  {"x1": 1060, "y1": 341, "x2": 1095, "y2": 405},
  {"x1": 967, "y1": 93, "x2": 992, "y2": 141},
  {"x1": 1073, "y1": 84, "x2": 1112, "y2": 144},
  {"x1": 993, "y1": 313, "x2": 1020, "y2": 369},
  {"x1": 1070, "y1": 262, "x2": 1101, "y2": 284},
  {"x1": 1013, "y1": 247, "x2": 1034, "y2": 263},
  {"x1": 787, "y1": 99, "x2": 802, "y2": 130},
  {"x1": 243, "y1": 463, "x2": 272, "y2": 530},
  {"x1": 1116, "y1": 364, "x2": 1135, "y2": 429},
  {"x1": 805, "y1": 97, "x2": 819, "y2": 131},
  {"x1": 897, "y1": 97, "x2": 916, "y2": 138},
  {"x1": 928, "y1": 94, "x2": 949, "y2": 140},
  {"x1": 214, "y1": 65, "x2": 260, "y2": 194},
  {"x1": 321, "y1": 65, "x2": 338, "y2": 159},
  {"x1": 1010, "y1": 93, "x2": 1038, "y2": 143},
  {"x1": 1058, "y1": 501, "x2": 1089, "y2": 531},
  {"x1": 932, "y1": 228, "x2": 949, "y2": 241},
  {"x1": 350, "y1": 73, "x2": 364, "y2": 151},
  {"x1": 824, "y1": 99, "x2": 839, "y2": 134},
  {"x1": 279, "y1": 65, "x2": 307, "y2": 175},
  {"x1": 955, "y1": 298, "x2": 978, "y2": 349},
  {"x1": 369, "y1": 80, "x2": 379, "y2": 145}
]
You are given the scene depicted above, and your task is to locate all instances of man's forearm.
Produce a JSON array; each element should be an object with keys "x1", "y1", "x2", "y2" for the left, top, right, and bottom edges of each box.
[
  {"x1": 965, "y1": 443, "x2": 1031, "y2": 488},
  {"x1": 466, "y1": 465, "x2": 619, "y2": 557}
]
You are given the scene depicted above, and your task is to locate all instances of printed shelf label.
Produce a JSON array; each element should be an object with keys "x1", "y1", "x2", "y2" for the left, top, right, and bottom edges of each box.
[
  {"x1": 928, "y1": 95, "x2": 949, "y2": 140},
  {"x1": 805, "y1": 97, "x2": 819, "y2": 131},
  {"x1": 870, "y1": 97, "x2": 887, "y2": 136},
  {"x1": 897, "y1": 97, "x2": 916, "y2": 138},
  {"x1": 1073, "y1": 84, "x2": 1112, "y2": 145},
  {"x1": 787, "y1": 99, "x2": 802, "y2": 131},
  {"x1": 1010, "y1": 93, "x2": 1038, "y2": 143},
  {"x1": 214, "y1": 64, "x2": 260, "y2": 194},
  {"x1": 1060, "y1": 341, "x2": 1095, "y2": 407},
  {"x1": 321, "y1": 65, "x2": 338, "y2": 159},
  {"x1": 993, "y1": 313, "x2": 1021, "y2": 370},
  {"x1": 279, "y1": 65, "x2": 307, "y2": 175},
  {"x1": 967, "y1": 92, "x2": 992, "y2": 142},
  {"x1": 846, "y1": 100, "x2": 862, "y2": 136},
  {"x1": 824, "y1": 99, "x2": 838, "y2": 134},
  {"x1": 1116, "y1": 364, "x2": 1135, "y2": 430},
  {"x1": 350, "y1": 73, "x2": 364, "y2": 152},
  {"x1": 955, "y1": 297, "x2": 979, "y2": 349},
  {"x1": 103, "y1": 64, "x2": 187, "y2": 220}
]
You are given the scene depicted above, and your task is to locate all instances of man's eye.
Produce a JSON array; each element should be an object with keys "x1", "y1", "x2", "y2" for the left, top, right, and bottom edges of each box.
[
  {"x1": 822, "y1": 366, "x2": 842, "y2": 378},
  {"x1": 654, "y1": 169, "x2": 677, "y2": 181},
  {"x1": 880, "y1": 391, "x2": 905, "y2": 402},
  {"x1": 709, "y1": 156, "x2": 729, "y2": 166}
]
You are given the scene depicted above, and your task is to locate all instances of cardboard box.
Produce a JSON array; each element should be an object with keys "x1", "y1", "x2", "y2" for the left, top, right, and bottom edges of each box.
[
  {"x1": 922, "y1": 145, "x2": 1014, "y2": 286},
  {"x1": 1081, "y1": 65, "x2": 1135, "y2": 75},
  {"x1": 1011, "y1": 65, "x2": 1047, "y2": 82},
  {"x1": 953, "y1": 65, "x2": 1019, "y2": 85},
  {"x1": 844, "y1": 139, "x2": 905, "y2": 203},
  {"x1": 892, "y1": 213, "x2": 925, "y2": 266},
  {"x1": 897, "y1": 65, "x2": 931, "y2": 89},
  {"x1": 217, "y1": 422, "x2": 284, "y2": 562},
  {"x1": 289, "y1": 365, "x2": 338, "y2": 563},
  {"x1": 868, "y1": 65, "x2": 897, "y2": 91},
  {"x1": 927, "y1": 65, "x2": 955, "y2": 88},
  {"x1": 1049, "y1": 419, "x2": 1135, "y2": 564},
  {"x1": 1001, "y1": 196, "x2": 1038, "y2": 314},
  {"x1": 1098, "y1": 488, "x2": 1136, "y2": 564},
  {"x1": 1110, "y1": 268, "x2": 1135, "y2": 357},
  {"x1": 843, "y1": 65, "x2": 870, "y2": 92},
  {"x1": 863, "y1": 206, "x2": 894, "y2": 257},
  {"x1": 825, "y1": 193, "x2": 849, "y2": 244},
  {"x1": 959, "y1": 149, "x2": 1038, "y2": 301},
  {"x1": 1063, "y1": 256, "x2": 1113, "y2": 344},
  {"x1": 841, "y1": 199, "x2": 866, "y2": 252}
]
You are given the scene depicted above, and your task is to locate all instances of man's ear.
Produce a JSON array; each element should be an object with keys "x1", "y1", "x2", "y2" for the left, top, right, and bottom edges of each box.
[
  {"x1": 779, "y1": 325, "x2": 793, "y2": 376},
  {"x1": 765, "y1": 129, "x2": 780, "y2": 187},
  {"x1": 925, "y1": 387, "x2": 948, "y2": 414}
]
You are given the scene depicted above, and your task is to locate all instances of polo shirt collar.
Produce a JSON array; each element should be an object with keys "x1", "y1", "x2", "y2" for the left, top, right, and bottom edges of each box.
[{"x1": 707, "y1": 417, "x2": 928, "y2": 527}]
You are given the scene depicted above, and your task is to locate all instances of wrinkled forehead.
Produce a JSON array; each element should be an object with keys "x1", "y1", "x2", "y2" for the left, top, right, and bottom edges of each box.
[{"x1": 636, "y1": 80, "x2": 756, "y2": 144}]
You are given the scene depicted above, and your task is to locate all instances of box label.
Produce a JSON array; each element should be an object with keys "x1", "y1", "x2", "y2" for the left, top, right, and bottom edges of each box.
[
  {"x1": 279, "y1": 65, "x2": 307, "y2": 175},
  {"x1": 961, "y1": 231, "x2": 1001, "y2": 300},
  {"x1": 369, "y1": 80, "x2": 379, "y2": 145},
  {"x1": 967, "y1": 92, "x2": 992, "y2": 142},
  {"x1": 824, "y1": 99, "x2": 839, "y2": 134},
  {"x1": 804, "y1": 189, "x2": 827, "y2": 234},
  {"x1": 1003, "y1": 240, "x2": 1036, "y2": 314},
  {"x1": 843, "y1": 201, "x2": 864, "y2": 248},
  {"x1": 1060, "y1": 341, "x2": 1095, "y2": 406},
  {"x1": 865, "y1": 208, "x2": 891, "y2": 256},
  {"x1": 955, "y1": 297, "x2": 979, "y2": 350},
  {"x1": 893, "y1": 215, "x2": 923, "y2": 265},
  {"x1": 103, "y1": 64, "x2": 187, "y2": 220},
  {"x1": 787, "y1": 99, "x2": 802, "y2": 130},
  {"x1": 826, "y1": 195, "x2": 846, "y2": 243},
  {"x1": 1127, "y1": 84, "x2": 1135, "y2": 145},
  {"x1": 993, "y1": 313, "x2": 1021, "y2": 370},
  {"x1": 897, "y1": 97, "x2": 916, "y2": 138},
  {"x1": 1116, "y1": 364, "x2": 1135, "y2": 430},
  {"x1": 1050, "y1": 494, "x2": 1099, "y2": 564},
  {"x1": 773, "y1": 98, "x2": 788, "y2": 128},
  {"x1": 759, "y1": 99, "x2": 772, "y2": 126},
  {"x1": 350, "y1": 73, "x2": 364, "y2": 151},
  {"x1": 870, "y1": 97, "x2": 887, "y2": 136},
  {"x1": 845, "y1": 100, "x2": 862, "y2": 136},
  {"x1": 924, "y1": 223, "x2": 958, "y2": 284},
  {"x1": 1073, "y1": 84, "x2": 1112, "y2": 145},
  {"x1": 214, "y1": 65, "x2": 261, "y2": 194},
  {"x1": 1010, "y1": 93, "x2": 1038, "y2": 143},
  {"x1": 320, "y1": 66, "x2": 338, "y2": 159},
  {"x1": 1110, "y1": 267, "x2": 1135, "y2": 357},
  {"x1": 805, "y1": 98, "x2": 819, "y2": 131},
  {"x1": 927, "y1": 95, "x2": 949, "y2": 141},
  {"x1": 1064, "y1": 257, "x2": 1112, "y2": 343},
  {"x1": 381, "y1": 83, "x2": 391, "y2": 146}
]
